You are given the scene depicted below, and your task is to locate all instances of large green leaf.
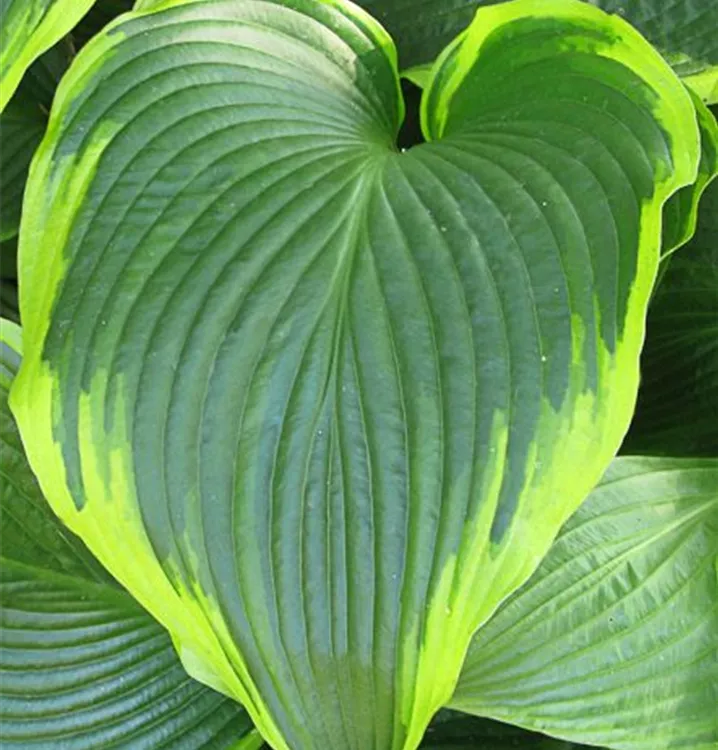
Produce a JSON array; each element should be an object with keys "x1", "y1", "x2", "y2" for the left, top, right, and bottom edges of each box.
[
  {"x1": 451, "y1": 456, "x2": 718, "y2": 750},
  {"x1": 11, "y1": 1, "x2": 700, "y2": 748},
  {"x1": 0, "y1": 0, "x2": 96, "y2": 112},
  {"x1": 0, "y1": 319, "x2": 261, "y2": 749},
  {"x1": 624, "y1": 174, "x2": 718, "y2": 457},
  {"x1": 357, "y1": 0, "x2": 718, "y2": 102}
]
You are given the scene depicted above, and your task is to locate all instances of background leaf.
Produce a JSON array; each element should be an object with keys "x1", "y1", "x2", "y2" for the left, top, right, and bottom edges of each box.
[
  {"x1": 0, "y1": 0, "x2": 96, "y2": 112},
  {"x1": 72, "y1": 0, "x2": 135, "y2": 49},
  {"x1": 0, "y1": 43, "x2": 69, "y2": 245},
  {"x1": 623, "y1": 183, "x2": 718, "y2": 456},
  {"x1": 0, "y1": 280, "x2": 19, "y2": 324},
  {"x1": 451, "y1": 456, "x2": 718, "y2": 750},
  {"x1": 355, "y1": 0, "x2": 718, "y2": 102},
  {"x1": 660, "y1": 94, "x2": 718, "y2": 256},
  {"x1": 421, "y1": 711, "x2": 596, "y2": 748},
  {"x1": 11, "y1": 1, "x2": 700, "y2": 748},
  {"x1": 0, "y1": 319, "x2": 261, "y2": 749}
]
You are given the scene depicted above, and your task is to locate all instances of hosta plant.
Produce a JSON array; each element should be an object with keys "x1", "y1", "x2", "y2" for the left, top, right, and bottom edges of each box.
[{"x1": 0, "y1": 0, "x2": 716, "y2": 749}]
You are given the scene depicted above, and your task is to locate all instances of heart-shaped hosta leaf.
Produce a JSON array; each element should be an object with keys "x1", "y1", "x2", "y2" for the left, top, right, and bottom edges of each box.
[
  {"x1": 0, "y1": 319, "x2": 262, "y2": 749},
  {"x1": 11, "y1": 1, "x2": 700, "y2": 748},
  {"x1": 356, "y1": 0, "x2": 718, "y2": 103},
  {"x1": 0, "y1": 0, "x2": 97, "y2": 113},
  {"x1": 451, "y1": 456, "x2": 718, "y2": 750}
]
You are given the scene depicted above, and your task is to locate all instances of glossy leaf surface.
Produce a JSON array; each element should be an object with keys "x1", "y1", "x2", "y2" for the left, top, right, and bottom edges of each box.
[
  {"x1": 12, "y1": 1, "x2": 700, "y2": 748},
  {"x1": 0, "y1": 319, "x2": 261, "y2": 750},
  {"x1": 452, "y1": 457, "x2": 718, "y2": 750}
]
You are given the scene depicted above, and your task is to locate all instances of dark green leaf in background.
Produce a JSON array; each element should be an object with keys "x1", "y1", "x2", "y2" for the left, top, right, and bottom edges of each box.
[
  {"x1": 356, "y1": 0, "x2": 718, "y2": 102},
  {"x1": 0, "y1": 280, "x2": 19, "y2": 324},
  {"x1": 0, "y1": 77, "x2": 53, "y2": 244},
  {"x1": 624, "y1": 167, "x2": 718, "y2": 457},
  {"x1": 421, "y1": 711, "x2": 596, "y2": 749},
  {"x1": 13, "y1": 37, "x2": 73, "y2": 110},
  {"x1": 0, "y1": 42, "x2": 71, "y2": 301},
  {"x1": 0, "y1": 319, "x2": 262, "y2": 750},
  {"x1": 451, "y1": 456, "x2": 718, "y2": 750},
  {"x1": 72, "y1": 0, "x2": 135, "y2": 49},
  {"x1": 661, "y1": 92, "x2": 718, "y2": 256}
]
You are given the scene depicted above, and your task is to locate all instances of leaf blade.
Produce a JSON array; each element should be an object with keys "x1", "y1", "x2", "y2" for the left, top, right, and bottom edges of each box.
[{"x1": 451, "y1": 456, "x2": 718, "y2": 750}]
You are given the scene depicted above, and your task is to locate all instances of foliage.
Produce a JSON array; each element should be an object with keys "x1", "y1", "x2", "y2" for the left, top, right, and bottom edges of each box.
[
  {"x1": 356, "y1": 0, "x2": 718, "y2": 102},
  {"x1": 0, "y1": 320, "x2": 261, "y2": 749},
  {"x1": 0, "y1": 1, "x2": 716, "y2": 749},
  {"x1": 451, "y1": 457, "x2": 718, "y2": 750}
]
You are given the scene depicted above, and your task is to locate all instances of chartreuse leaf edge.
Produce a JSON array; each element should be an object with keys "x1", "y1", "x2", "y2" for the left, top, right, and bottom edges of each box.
[
  {"x1": 11, "y1": 1, "x2": 700, "y2": 749},
  {"x1": 0, "y1": 318, "x2": 264, "y2": 749}
]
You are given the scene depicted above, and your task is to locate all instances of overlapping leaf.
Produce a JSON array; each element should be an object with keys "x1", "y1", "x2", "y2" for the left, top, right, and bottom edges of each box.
[
  {"x1": 356, "y1": 0, "x2": 718, "y2": 102},
  {"x1": 0, "y1": 319, "x2": 261, "y2": 749},
  {"x1": 11, "y1": 1, "x2": 700, "y2": 748},
  {"x1": 451, "y1": 457, "x2": 718, "y2": 750},
  {"x1": 0, "y1": 0, "x2": 97, "y2": 112}
]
